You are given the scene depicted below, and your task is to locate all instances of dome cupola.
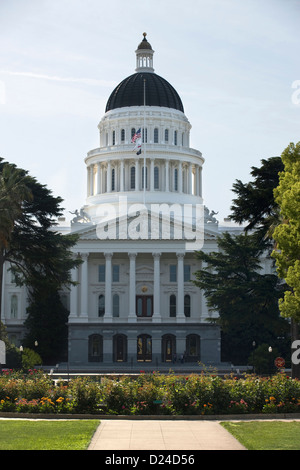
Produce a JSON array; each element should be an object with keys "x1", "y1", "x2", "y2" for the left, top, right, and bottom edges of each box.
[
  {"x1": 135, "y1": 32, "x2": 154, "y2": 72},
  {"x1": 105, "y1": 34, "x2": 184, "y2": 113}
]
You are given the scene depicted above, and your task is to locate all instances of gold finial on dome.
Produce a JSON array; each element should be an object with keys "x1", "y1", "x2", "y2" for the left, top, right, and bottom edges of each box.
[{"x1": 143, "y1": 32, "x2": 147, "y2": 37}]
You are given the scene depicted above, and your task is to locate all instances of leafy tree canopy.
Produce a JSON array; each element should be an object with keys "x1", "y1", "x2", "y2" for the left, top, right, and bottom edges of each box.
[{"x1": 272, "y1": 142, "x2": 300, "y2": 321}]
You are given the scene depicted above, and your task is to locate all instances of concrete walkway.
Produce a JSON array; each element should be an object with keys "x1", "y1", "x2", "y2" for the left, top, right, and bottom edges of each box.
[{"x1": 88, "y1": 419, "x2": 246, "y2": 450}]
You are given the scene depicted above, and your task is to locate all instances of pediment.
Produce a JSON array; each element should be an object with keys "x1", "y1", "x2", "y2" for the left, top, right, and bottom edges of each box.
[{"x1": 71, "y1": 215, "x2": 220, "y2": 243}]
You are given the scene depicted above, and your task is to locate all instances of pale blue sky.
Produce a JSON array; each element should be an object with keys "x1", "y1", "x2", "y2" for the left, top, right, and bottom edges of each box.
[{"x1": 0, "y1": 0, "x2": 299, "y2": 223}]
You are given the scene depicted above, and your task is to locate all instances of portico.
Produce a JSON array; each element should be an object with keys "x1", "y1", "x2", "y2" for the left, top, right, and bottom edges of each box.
[{"x1": 69, "y1": 249, "x2": 195, "y2": 324}]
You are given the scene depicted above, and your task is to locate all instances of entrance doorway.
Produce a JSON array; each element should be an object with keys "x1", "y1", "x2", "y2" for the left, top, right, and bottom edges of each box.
[
  {"x1": 113, "y1": 334, "x2": 127, "y2": 362},
  {"x1": 137, "y1": 334, "x2": 152, "y2": 361},
  {"x1": 162, "y1": 334, "x2": 176, "y2": 362}
]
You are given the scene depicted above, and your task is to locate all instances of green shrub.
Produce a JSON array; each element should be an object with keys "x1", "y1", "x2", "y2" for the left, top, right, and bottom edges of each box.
[{"x1": 1, "y1": 370, "x2": 300, "y2": 415}]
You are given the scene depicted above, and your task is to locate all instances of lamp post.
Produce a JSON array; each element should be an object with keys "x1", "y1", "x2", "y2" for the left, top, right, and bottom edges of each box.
[
  {"x1": 268, "y1": 346, "x2": 273, "y2": 375},
  {"x1": 19, "y1": 345, "x2": 23, "y2": 370}
]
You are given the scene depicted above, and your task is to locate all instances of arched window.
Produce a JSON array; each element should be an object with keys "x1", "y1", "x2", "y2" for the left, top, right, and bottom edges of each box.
[
  {"x1": 98, "y1": 294, "x2": 105, "y2": 317},
  {"x1": 113, "y1": 294, "x2": 119, "y2": 317},
  {"x1": 174, "y1": 130, "x2": 177, "y2": 145},
  {"x1": 154, "y1": 128, "x2": 159, "y2": 143},
  {"x1": 130, "y1": 166, "x2": 135, "y2": 189},
  {"x1": 112, "y1": 130, "x2": 116, "y2": 146},
  {"x1": 121, "y1": 129, "x2": 125, "y2": 142},
  {"x1": 184, "y1": 294, "x2": 191, "y2": 317},
  {"x1": 131, "y1": 128, "x2": 136, "y2": 139},
  {"x1": 88, "y1": 334, "x2": 103, "y2": 362},
  {"x1": 154, "y1": 166, "x2": 159, "y2": 189},
  {"x1": 165, "y1": 129, "x2": 169, "y2": 142},
  {"x1": 169, "y1": 294, "x2": 176, "y2": 317}
]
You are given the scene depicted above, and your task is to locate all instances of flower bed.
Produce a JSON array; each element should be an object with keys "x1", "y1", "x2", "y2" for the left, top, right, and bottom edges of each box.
[{"x1": 1, "y1": 370, "x2": 300, "y2": 415}]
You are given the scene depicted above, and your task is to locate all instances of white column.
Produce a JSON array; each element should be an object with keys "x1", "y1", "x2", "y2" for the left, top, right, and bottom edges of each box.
[
  {"x1": 178, "y1": 161, "x2": 182, "y2": 193},
  {"x1": 176, "y1": 252, "x2": 185, "y2": 321},
  {"x1": 199, "y1": 166, "x2": 202, "y2": 197},
  {"x1": 69, "y1": 263, "x2": 79, "y2": 320},
  {"x1": 150, "y1": 159, "x2": 154, "y2": 191},
  {"x1": 165, "y1": 160, "x2": 169, "y2": 192},
  {"x1": 128, "y1": 252, "x2": 137, "y2": 322},
  {"x1": 120, "y1": 159, "x2": 124, "y2": 192},
  {"x1": 189, "y1": 163, "x2": 193, "y2": 195},
  {"x1": 87, "y1": 166, "x2": 91, "y2": 197},
  {"x1": 152, "y1": 252, "x2": 161, "y2": 322},
  {"x1": 135, "y1": 159, "x2": 139, "y2": 191},
  {"x1": 97, "y1": 163, "x2": 102, "y2": 194},
  {"x1": 80, "y1": 253, "x2": 89, "y2": 317},
  {"x1": 107, "y1": 161, "x2": 111, "y2": 193},
  {"x1": 104, "y1": 252, "x2": 112, "y2": 322},
  {"x1": 195, "y1": 165, "x2": 199, "y2": 196},
  {"x1": 90, "y1": 165, "x2": 94, "y2": 196}
]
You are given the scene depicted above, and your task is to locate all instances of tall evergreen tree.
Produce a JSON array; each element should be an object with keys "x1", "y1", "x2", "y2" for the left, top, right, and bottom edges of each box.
[
  {"x1": 193, "y1": 232, "x2": 288, "y2": 364},
  {"x1": 230, "y1": 157, "x2": 284, "y2": 240},
  {"x1": 0, "y1": 158, "x2": 81, "y2": 345}
]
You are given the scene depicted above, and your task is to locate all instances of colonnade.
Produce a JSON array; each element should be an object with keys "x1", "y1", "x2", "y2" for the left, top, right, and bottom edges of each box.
[
  {"x1": 69, "y1": 251, "x2": 187, "y2": 322},
  {"x1": 86, "y1": 159, "x2": 202, "y2": 197}
]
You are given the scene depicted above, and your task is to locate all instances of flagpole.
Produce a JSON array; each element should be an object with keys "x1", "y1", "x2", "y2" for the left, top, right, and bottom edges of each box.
[{"x1": 143, "y1": 78, "x2": 146, "y2": 206}]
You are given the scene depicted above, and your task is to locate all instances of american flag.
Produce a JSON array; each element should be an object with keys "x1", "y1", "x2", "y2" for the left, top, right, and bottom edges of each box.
[{"x1": 131, "y1": 128, "x2": 141, "y2": 143}]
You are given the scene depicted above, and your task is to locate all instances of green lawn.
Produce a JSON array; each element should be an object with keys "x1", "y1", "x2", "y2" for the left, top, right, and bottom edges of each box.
[
  {"x1": 221, "y1": 420, "x2": 300, "y2": 450},
  {"x1": 0, "y1": 419, "x2": 99, "y2": 450}
]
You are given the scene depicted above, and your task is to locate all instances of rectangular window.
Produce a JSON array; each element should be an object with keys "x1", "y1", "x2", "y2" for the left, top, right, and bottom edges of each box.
[
  {"x1": 174, "y1": 168, "x2": 178, "y2": 191},
  {"x1": 170, "y1": 265, "x2": 177, "y2": 282},
  {"x1": 113, "y1": 265, "x2": 120, "y2": 282},
  {"x1": 184, "y1": 265, "x2": 191, "y2": 282},
  {"x1": 98, "y1": 265, "x2": 105, "y2": 282}
]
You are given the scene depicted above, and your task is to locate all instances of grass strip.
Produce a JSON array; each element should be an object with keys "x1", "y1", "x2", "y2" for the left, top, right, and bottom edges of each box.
[
  {"x1": 221, "y1": 420, "x2": 300, "y2": 450},
  {"x1": 0, "y1": 419, "x2": 99, "y2": 450}
]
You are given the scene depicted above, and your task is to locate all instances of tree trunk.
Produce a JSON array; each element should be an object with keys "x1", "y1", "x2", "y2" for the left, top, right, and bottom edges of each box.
[{"x1": 291, "y1": 319, "x2": 300, "y2": 379}]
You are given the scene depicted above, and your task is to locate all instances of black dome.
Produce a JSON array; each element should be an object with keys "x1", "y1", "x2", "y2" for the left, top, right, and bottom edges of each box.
[{"x1": 105, "y1": 72, "x2": 184, "y2": 113}]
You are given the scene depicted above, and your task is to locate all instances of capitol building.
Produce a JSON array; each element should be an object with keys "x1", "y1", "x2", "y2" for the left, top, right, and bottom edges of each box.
[{"x1": 2, "y1": 34, "x2": 247, "y2": 369}]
